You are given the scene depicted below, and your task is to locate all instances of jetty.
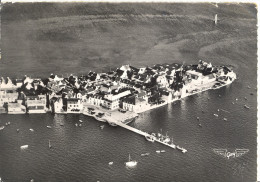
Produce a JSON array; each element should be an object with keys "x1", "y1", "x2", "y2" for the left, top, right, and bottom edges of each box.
[{"x1": 83, "y1": 107, "x2": 187, "y2": 153}]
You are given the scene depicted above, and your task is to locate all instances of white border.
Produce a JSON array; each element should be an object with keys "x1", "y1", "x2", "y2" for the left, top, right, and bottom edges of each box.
[{"x1": 0, "y1": 0, "x2": 259, "y2": 181}]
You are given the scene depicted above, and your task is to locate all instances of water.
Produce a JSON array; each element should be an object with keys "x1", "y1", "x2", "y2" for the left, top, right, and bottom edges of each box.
[{"x1": 0, "y1": 3, "x2": 257, "y2": 182}]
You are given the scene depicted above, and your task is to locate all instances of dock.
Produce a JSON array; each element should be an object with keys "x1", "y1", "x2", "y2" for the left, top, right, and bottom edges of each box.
[
  {"x1": 82, "y1": 106, "x2": 187, "y2": 153},
  {"x1": 113, "y1": 120, "x2": 187, "y2": 153}
]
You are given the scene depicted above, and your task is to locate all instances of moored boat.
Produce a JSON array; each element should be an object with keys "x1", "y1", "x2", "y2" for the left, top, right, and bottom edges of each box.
[{"x1": 20, "y1": 145, "x2": 29, "y2": 149}]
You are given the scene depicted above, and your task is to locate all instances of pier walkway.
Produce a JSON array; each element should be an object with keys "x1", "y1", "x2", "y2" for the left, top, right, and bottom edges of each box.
[{"x1": 107, "y1": 120, "x2": 187, "y2": 153}]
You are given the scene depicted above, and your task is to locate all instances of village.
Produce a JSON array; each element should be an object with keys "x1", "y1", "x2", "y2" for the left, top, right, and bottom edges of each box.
[{"x1": 0, "y1": 60, "x2": 236, "y2": 124}]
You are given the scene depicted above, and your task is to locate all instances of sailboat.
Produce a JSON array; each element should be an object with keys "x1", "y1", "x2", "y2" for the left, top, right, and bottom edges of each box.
[
  {"x1": 125, "y1": 154, "x2": 137, "y2": 167},
  {"x1": 49, "y1": 140, "x2": 52, "y2": 149}
]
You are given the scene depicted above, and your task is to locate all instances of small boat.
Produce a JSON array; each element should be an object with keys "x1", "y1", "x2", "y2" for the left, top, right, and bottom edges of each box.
[
  {"x1": 247, "y1": 85, "x2": 251, "y2": 89},
  {"x1": 196, "y1": 117, "x2": 200, "y2": 120},
  {"x1": 29, "y1": 128, "x2": 34, "y2": 132},
  {"x1": 60, "y1": 123, "x2": 64, "y2": 126},
  {"x1": 79, "y1": 124, "x2": 82, "y2": 127},
  {"x1": 235, "y1": 98, "x2": 238, "y2": 101},
  {"x1": 49, "y1": 140, "x2": 52, "y2": 149},
  {"x1": 8, "y1": 122, "x2": 10, "y2": 125},
  {"x1": 16, "y1": 129, "x2": 19, "y2": 132},
  {"x1": 232, "y1": 102, "x2": 235, "y2": 104},
  {"x1": 244, "y1": 105, "x2": 250, "y2": 109},
  {"x1": 20, "y1": 145, "x2": 29, "y2": 149},
  {"x1": 156, "y1": 150, "x2": 161, "y2": 153},
  {"x1": 79, "y1": 120, "x2": 83, "y2": 123},
  {"x1": 145, "y1": 135, "x2": 155, "y2": 142},
  {"x1": 5, "y1": 123, "x2": 8, "y2": 126},
  {"x1": 244, "y1": 97, "x2": 247, "y2": 100},
  {"x1": 199, "y1": 123, "x2": 202, "y2": 127},
  {"x1": 75, "y1": 123, "x2": 78, "y2": 127},
  {"x1": 47, "y1": 126, "x2": 52, "y2": 128},
  {"x1": 217, "y1": 109, "x2": 220, "y2": 112},
  {"x1": 125, "y1": 154, "x2": 137, "y2": 167},
  {"x1": 109, "y1": 162, "x2": 113, "y2": 165},
  {"x1": 160, "y1": 150, "x2": 166, "y2": 153},
  {"x1": 141, "y1": 153, "x2": 150, "y2": 156},
  {"x1": 223, "y1": 118, "x2": 227, "y2": 121},
  {"x1": 0, "y1": 126, "x2": 5, "y2": 130},
  {"x1": 100, "y1": 125, "x2": 105, "y2": 129},
  {"x1": 214, "y1": 114, "x2": 219, "y2": 117}
]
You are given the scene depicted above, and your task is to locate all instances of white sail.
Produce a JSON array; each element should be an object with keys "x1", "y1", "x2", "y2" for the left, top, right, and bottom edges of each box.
[{"x1": 215, "y1": 14, "x2": 218, "y2": 25}]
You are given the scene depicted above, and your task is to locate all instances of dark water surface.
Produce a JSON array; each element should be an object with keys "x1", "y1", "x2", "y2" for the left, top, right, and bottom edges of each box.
[{"x1": 0, "y1": 3, "x2": 257, "y2": 182}]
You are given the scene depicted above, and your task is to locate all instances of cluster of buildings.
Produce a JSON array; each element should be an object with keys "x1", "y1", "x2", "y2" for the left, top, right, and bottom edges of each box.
[{"x1": 0, "y1": 60, "x2": 236, "y2": 114}]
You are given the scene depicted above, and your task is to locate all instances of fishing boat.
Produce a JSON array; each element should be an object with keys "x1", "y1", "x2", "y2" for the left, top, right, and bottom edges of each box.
[
  {"x1": 109, "y1": 162, "x2": 113, "y2": 165},
  {"x1": 20, "y1": 145, "x2": 29, "y2": 149},
  {"x1": 0, "y1": 126, "x2": 4, "y2": 130},
  {"x1": 49, "y1": 140, "x2": 52, "y2": 149},
  {"x1": 47, "y1": 126, "x2": 52, "y2": 128},
  {"x1": 29, "y1": 128, "x2": 34, "y2": 132},
  {"x1": 125, "y1": 154, "x2": 137, "y2": 167}
]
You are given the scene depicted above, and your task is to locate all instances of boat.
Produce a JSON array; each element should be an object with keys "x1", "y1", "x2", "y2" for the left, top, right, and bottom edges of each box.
[
  {"x1": 223, "y1": 118, "x2": 227, "y2": 121},
  {"x1": 145, "y1": 135, "x2": 155, "y2": 142},
  {"x1": 141, "y1": 153, "x2": 150, "y2": 156},
  {"x1": 75, "y1": 123, "x2": 78, "y2": 127},
  {"x1": 199, "y1": 123, "x2": 202, "y2": 127},
  {"x1": 47, "y1": 126, "x2": 52, "y2": 128},
  {"x1": 79, "y1": 124, "x2": 82, "y2": 127},
  {"x1": 196, "y1": 117, "x2": 200, "y2": 120},
  {"x1": 79, "y1": 120, "x2": 83, "y2": 123},
  {"x1": 244, "y1": 105, "x2": 250, "y2": 109},
  {"x1": 49, "y1": 140, "x2": 52, "y2": 149},
  {"x1": 125, "y1": 154, "x2": 137, "y2": 167},
  {"x1": 16, "y1": 129, "x2": 19, "y2": 132},
  {"x1": 8, "y1": 122, "x2": 11, "y2": 125},
  {"x1": 60, "y1": 123, "x2": 64, "y2": 126},
  {"x1": 160, "y1": 150, "x2": 166, "y2": 153},
  {"x1": 20, "y1": 145, "x2": 29, "y2": 149},
  {"x1": 109, "y1": 162, "x2": 113, "y2": 165},
  {"x1": 0, "y1": 126, "x2": 5, "y2": 130},
  {"x1": 214, "y1": 114, "x2": 219, "y2": 117},
  {"x1": 29, "y1": 128, "x2": 34, "y2": 132},
  {"x1": 156, "y1": 150, "x2": 161, "y2": 153},
  {"x1": 100, "y1": 125, "x2": 105, "y2": 129}
]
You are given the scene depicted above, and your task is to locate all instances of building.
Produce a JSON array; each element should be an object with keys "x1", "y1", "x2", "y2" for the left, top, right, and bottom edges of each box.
[
  {"x1": 122, "y1": 95, "x2": 148, "y2": 113},
  {"x1": 26, "y1": 95, "x2": 46, "y2": 113},
  {"x1": 0, "y1": 89, "x2": 18, "y2": 106},
  {"x1": 8, "y1": 102, "x2": 26, "y2": 114},
  {"x1": 102, "y1": 90, "x2": 131, "y2": 110},
  {"x1": 67, "y1": 98, "x2": 83, "y2": 114},
  {"x1": 186, "y1": 70, "x2": 216, "y2": 85},
  {"x1": 52, "y1": 97, "x2": 66, "y2": 114}
]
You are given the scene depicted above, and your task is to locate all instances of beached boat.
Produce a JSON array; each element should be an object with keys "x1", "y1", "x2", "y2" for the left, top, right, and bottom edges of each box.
[{"x1": 125, "y1": 154, "x2": 137, "y2": 167}]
